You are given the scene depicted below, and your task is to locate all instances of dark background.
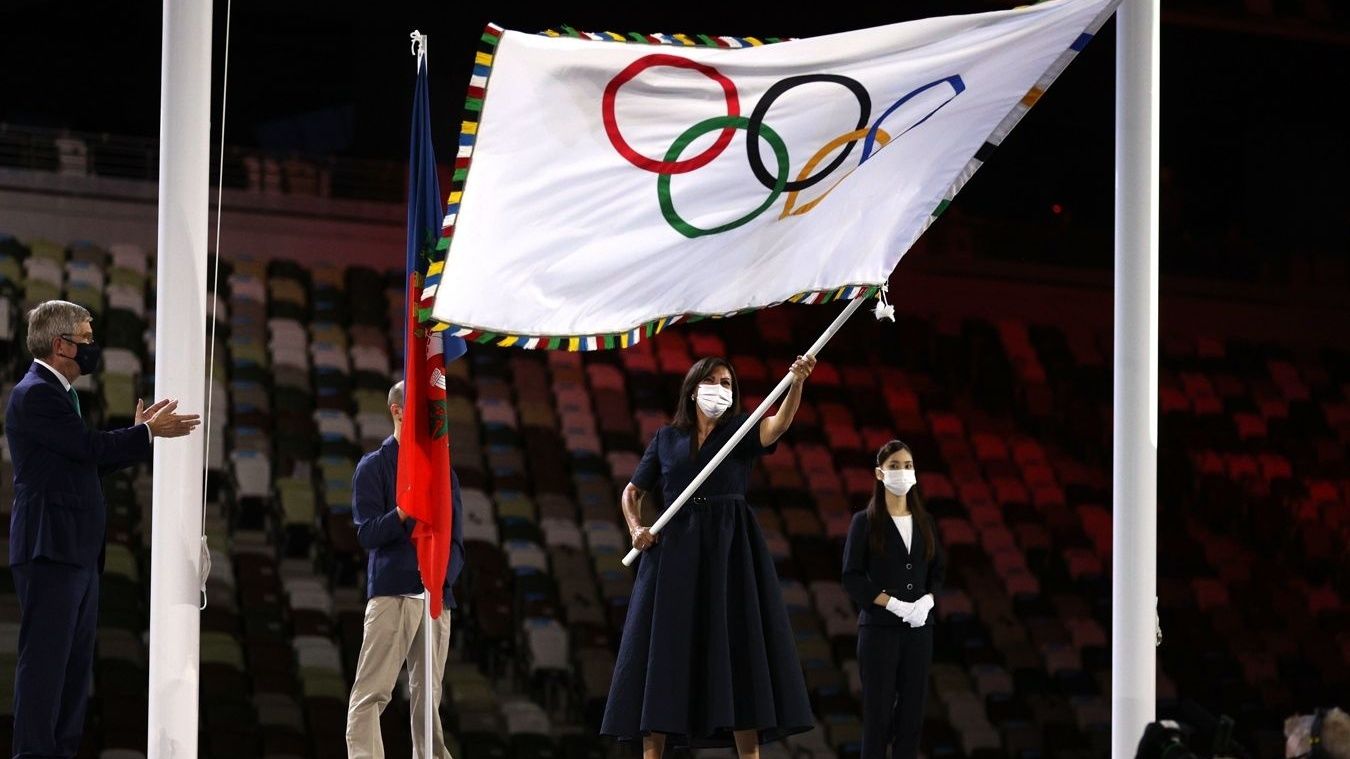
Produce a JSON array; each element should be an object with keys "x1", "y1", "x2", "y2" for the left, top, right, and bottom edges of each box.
[{"x1": 1, "y1": 1, "x2": 1346, "y2": 270}]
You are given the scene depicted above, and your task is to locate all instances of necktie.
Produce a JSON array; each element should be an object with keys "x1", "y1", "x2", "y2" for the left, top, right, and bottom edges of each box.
[{"x1": 68, "y1": 387, "x2": 82, "y2": 419}]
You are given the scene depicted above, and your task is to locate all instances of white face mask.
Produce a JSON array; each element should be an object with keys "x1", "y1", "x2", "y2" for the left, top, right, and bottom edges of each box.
[
  {"x1": 881, "y1": 468, "x2": 917, "y2": 496},
  {"x1": 695, "y1": 384, "x2": 734, "y2": 419}
]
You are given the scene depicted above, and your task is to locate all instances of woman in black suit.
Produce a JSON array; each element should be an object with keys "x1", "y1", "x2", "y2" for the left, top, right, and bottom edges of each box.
[{"x1": 842, "y1": 440, "x2": 945, "y2": 759}]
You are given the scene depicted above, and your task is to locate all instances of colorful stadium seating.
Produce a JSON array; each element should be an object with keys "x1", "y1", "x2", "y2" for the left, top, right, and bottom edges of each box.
[{"x1": 0, "y1": 232, "x2": 1345, "y2": 758}]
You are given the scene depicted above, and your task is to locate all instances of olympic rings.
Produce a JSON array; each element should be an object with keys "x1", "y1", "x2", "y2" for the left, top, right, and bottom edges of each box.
[
  {"x1": 780, "y1": 127, "x2": 892, "y2": 219},
  {"x1": 601, "y1": 53, "x2": 967, "y2": 236},
  {"x1": 861, "y1": 74, "x2": 965, "y2": 162},
  {"x1": 658, "y1": 115, "x2": 789, "y2": 238},
  {"x1": 746, "y1": 74, "x2": 871, "y2": 193},
  {"x1": 602, "y1": 54, "x2": 740, "y2": 174}
]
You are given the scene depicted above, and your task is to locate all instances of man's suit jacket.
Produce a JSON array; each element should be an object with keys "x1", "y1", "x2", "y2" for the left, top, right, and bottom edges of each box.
[{"x1": 5, "y1": 362, "x2": 152, "y2": 569}]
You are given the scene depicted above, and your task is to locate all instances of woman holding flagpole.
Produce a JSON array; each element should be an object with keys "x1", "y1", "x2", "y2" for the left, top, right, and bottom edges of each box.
[
  {"x1": 601, "y1": 356, "x2": 817, "y2": 757},
  {"x1": 842, "y1": 440, "x2": 944, "y2": 759}
]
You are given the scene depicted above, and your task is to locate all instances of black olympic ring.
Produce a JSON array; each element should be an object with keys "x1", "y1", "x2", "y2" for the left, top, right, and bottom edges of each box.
[
  {"x1": 745, "y1": 74, "x2": 871, "y2": 193},
  {"x1": 602, "y1": 54, "x2": 969, "y2": 235}
]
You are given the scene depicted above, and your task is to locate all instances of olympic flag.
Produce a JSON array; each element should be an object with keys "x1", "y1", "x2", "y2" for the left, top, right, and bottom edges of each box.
[{"x1": 431, "y1": 0, "x2": 1118, "y2": 347}]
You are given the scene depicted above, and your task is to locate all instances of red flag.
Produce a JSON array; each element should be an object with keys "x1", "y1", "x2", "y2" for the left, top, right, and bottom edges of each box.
[{"x1": 396, "y1": 273, "x2": 454, "y2": 619}]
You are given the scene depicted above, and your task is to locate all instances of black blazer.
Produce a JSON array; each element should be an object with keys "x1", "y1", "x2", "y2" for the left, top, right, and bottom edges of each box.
[
  {"x1": 841, "y1": 509, "x2": 945, "y2": 627},
  {"x1": 6, "y1": 362, "x2": 152, "y2": 570}
]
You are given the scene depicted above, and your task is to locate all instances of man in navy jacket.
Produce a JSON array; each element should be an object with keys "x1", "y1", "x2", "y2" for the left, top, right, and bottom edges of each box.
[
  {"x1": 345, "y1": 380, "x2": 465, "y2": 759},
  {"x1": 5, "y1": 300, "x2": 199, "y2": 758}
]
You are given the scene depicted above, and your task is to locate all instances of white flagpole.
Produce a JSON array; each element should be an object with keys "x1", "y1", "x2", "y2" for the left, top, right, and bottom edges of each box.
[
  {"x1": 1111, "y1": 0, "x2": 1160, "y2": 756},
  {"x1": 147, "y1": 0, "x2": 211, "y2": 755},
  {"x1": 403, "y1": 29, "x2": 439, "y2": 759},
  {"x1": 424, "y1": 593, "x2": 434, "y2": 759},
  {"x1": 623, "y1": 296, "x2": 867, "y2": 567}
]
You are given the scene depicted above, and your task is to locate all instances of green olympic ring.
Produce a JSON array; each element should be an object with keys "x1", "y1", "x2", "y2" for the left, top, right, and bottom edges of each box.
[{"x1": 657, "y1": 115, "x2": 789, "y2": 239}]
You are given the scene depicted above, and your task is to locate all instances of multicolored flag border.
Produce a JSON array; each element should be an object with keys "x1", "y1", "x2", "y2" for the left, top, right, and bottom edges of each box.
[{"x1": 427, "y1": 4, "x2": 1118, "y2": 351}]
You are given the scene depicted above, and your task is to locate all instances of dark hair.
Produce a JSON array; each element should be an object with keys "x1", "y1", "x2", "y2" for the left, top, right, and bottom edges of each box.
[
  {"x1": 672, "y1": 357, "x2": 741, "y2": 433},
  {"x1": 866, "y1": 440, "x2": 935, "y2": 561}
]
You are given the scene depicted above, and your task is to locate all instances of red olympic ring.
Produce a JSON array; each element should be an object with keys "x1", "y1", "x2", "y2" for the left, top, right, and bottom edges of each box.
[{"x1": 602, "y1": 54, "x2": 741, "y2": 175}]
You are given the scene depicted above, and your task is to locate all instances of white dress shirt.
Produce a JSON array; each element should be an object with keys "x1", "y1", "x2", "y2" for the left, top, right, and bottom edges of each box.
[
  {"x1": 891, "y1": 514, "x2": 913, "y2": 553},
  {"x1": 33, "y1": 358, "x2": 71, "y2": 391}
]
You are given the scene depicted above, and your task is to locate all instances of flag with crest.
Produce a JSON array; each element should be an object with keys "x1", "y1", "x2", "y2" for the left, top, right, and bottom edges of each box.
[{"x1": 397, "y1": 46, "x2": 467, "y2": 620}]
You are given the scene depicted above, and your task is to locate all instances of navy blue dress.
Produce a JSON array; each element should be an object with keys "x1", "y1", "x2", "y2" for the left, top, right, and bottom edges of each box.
[{"x1": 601, "y1": 413, "x2": 815, "y2": 748}]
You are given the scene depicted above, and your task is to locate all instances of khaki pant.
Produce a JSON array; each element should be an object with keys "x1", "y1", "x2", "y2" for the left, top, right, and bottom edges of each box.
[{"x1": 346, "y1": 595, "x2": 453, "y2": 759}]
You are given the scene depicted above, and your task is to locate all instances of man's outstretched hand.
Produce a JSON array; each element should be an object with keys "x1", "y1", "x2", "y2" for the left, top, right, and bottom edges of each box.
[{"x1": 137, "y1": 398, "x2": 202, "y2": 438}]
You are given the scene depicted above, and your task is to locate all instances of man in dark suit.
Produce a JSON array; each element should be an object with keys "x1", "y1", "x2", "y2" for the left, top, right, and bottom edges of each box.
[
  {"x1": 5, "y1": 300, "x2": 199, "y2": 758},
  {"x1": 345, "y1": 380, "x2": 465, "y2": 759}
]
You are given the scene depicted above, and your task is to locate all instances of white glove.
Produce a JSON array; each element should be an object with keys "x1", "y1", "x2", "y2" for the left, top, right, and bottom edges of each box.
[
  {"x1": 902, "y1": 593, "x2": 934, "y2": 627},
  {"x1": 884, "y1": 596, "x2": 915, "y2": 620}
]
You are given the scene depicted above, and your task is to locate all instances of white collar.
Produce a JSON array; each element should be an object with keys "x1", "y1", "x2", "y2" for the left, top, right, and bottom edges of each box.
[{"x1": 33, "y1": 359, "x2": 72, "y2": 392}]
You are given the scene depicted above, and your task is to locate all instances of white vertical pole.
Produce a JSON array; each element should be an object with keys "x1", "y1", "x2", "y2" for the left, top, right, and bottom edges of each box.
[
  {"x1": 424, "y1": 597, "x2": 434, "y2": 759},
  {"x1": 148, "y1": 0, "x2": 211, "y2": 755},
  {"x1": 1112, "y1": 1, "x2": 1159, "y2": 757}
]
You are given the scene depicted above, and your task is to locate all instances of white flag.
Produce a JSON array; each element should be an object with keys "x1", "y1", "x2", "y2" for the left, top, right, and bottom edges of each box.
[{"x1": 432, "y1": 0, "x2": 1117, "y2": 348}]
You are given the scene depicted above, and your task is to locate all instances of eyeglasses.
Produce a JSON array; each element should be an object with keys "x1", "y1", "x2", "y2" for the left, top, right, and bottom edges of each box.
[{"x1": 59, "y1": 334, "x2": 97, "y2": 347}]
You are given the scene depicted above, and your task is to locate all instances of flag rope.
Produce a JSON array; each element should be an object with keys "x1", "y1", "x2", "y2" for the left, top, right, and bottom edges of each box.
[{"x1": 199, "y1": 0, "x2": 234, "y2": 612}]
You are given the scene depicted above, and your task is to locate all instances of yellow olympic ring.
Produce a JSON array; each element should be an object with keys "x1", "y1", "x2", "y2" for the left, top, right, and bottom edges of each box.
[{"x1": 780, "y1": 128, "x2": 892, "y2": 219}]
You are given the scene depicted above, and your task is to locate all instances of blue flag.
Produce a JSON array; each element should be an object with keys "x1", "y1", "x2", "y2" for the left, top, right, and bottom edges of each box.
[{"x1": 405, "y1": 50, "x2": 467, "y2": 365}]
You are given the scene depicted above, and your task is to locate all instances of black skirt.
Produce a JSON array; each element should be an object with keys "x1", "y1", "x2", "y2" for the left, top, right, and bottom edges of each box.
[{"x1": 600, "y1": 494, "x2": 815, "y2": 748}]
